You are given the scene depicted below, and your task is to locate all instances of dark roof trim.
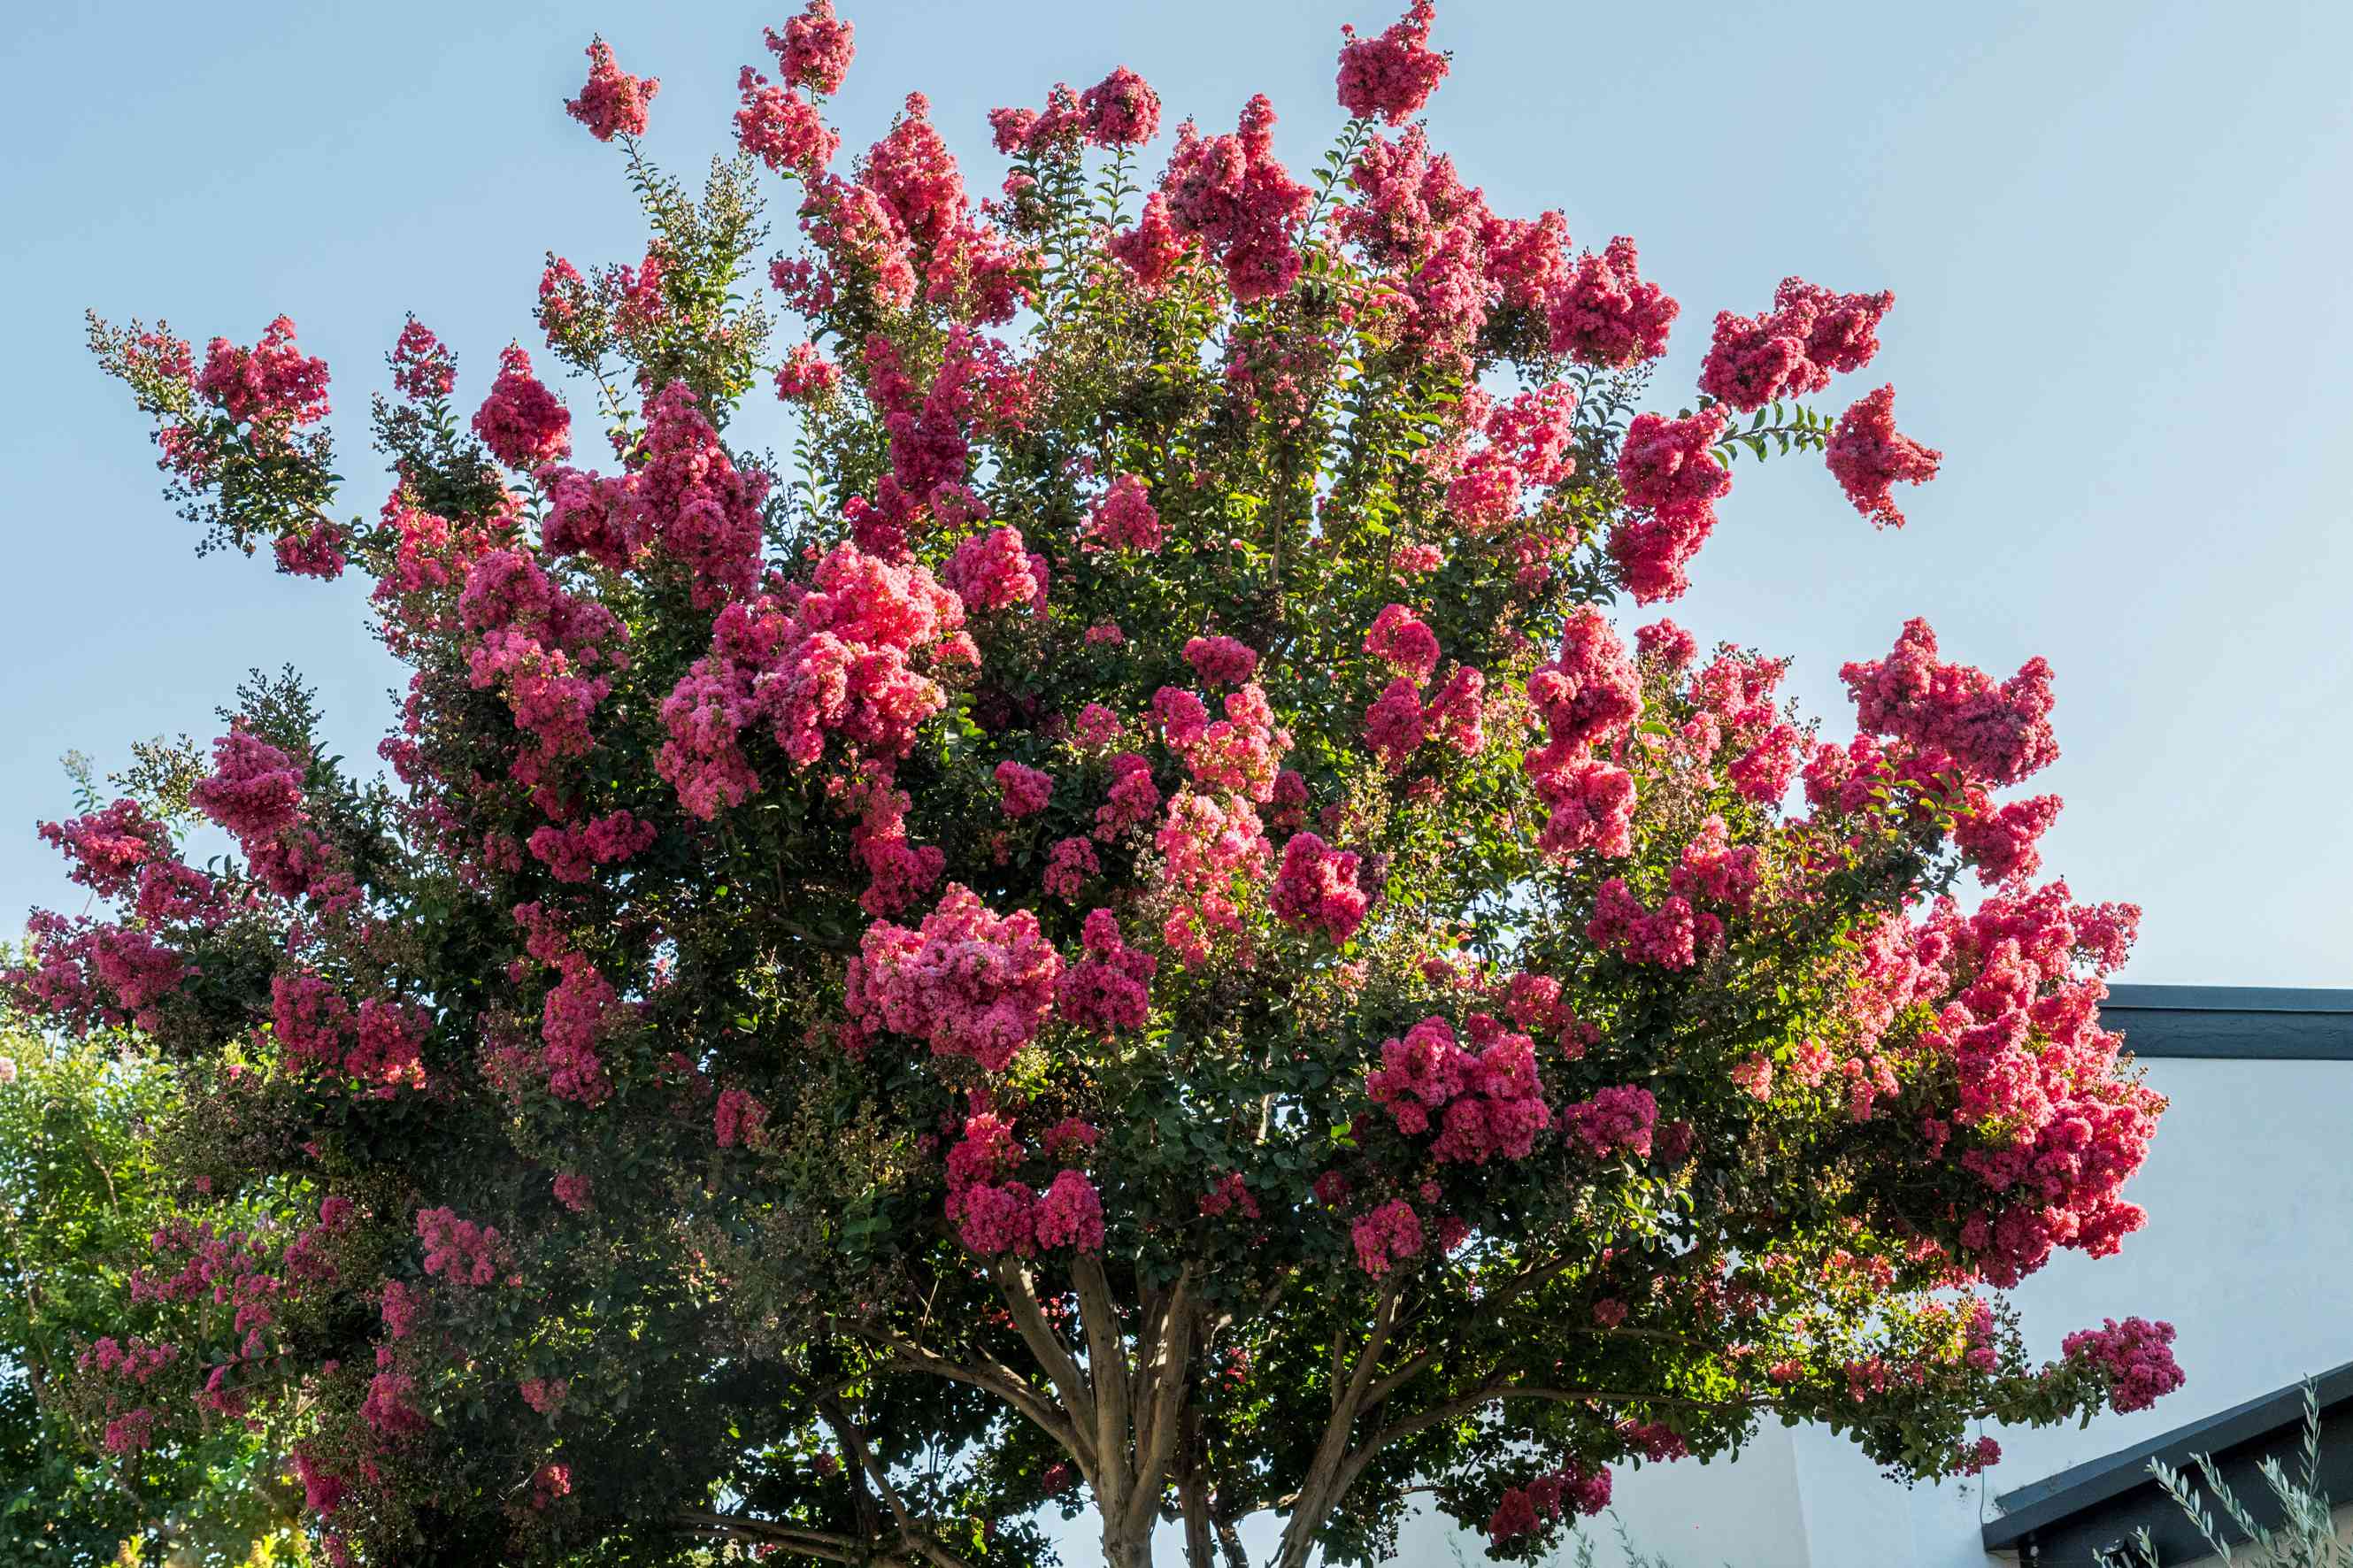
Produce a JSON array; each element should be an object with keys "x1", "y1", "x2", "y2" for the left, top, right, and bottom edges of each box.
[
  {"x1": 2101, "y1": 985, "x2": 2353, "y2": 1060},
  {"x1": 1983, "y1": 1360, "x2": 2353, "y2": 1553}
]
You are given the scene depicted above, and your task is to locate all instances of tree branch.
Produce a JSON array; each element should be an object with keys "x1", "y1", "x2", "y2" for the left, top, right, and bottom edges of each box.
[
  {"x1": 1073, "y1": 1251, "x2": 1134, "y2": 1521},
  {"x1": 994, "y1": 1258, "x2": 1099, "y2": 1473},
  {"x1": 820, "y1": 1396, "x2": 984, "y2": 1568},
  {"x1": 1121, "y1": 1266, "x2": 1197, "y2": 1539},
  {"x1": 673, "y1": 1510, "x2": 865, "y2": 1563}
]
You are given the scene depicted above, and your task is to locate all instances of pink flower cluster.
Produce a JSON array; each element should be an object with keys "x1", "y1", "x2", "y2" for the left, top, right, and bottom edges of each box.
[
  {"x1": 942, "y1": 1115, "x2": 1104, "y2": 1256},
  {"x1": 1486, "y1": 1462, "x2": 1611, "y2": 1543},
  {"x1": 1524, "y1": 607, "x2": 1642, "y2": 860},
  {"x1": 272, "y1": 973, "x2": 430, "y2": 1095},
  {"x1": 714, "y1": 1085, "x2": 770, "y2": 1149},
  {"x1": 1185, "y1": 634, "x2": 1259, "y2": 687},
  {"x1": 1839, "y1": 618, "x2": 2057, "y2": 787},
  {"x1": 1056, "y1": 908, "x2": 1157, "y2": 1034},
  {"x1": 1350, "y1": 1197, "x2": 1425, "y2": 1275},
  {"x1": 565, "y1": 38, "x2": 658, "y2": 142},
  {"x1": 1955, "y1": 791, "x2": 2064, "y2": 884},
  {"x1": 1043, "y1": 834, "x2": 1100, "y2": 897},
  {"x1": 1086, "y1": 472, "x2": 1165, "y2": 552},
  {"x1": 1270, "y1": 832, "x2": 1369, "y2": 943},
  {"x1": 527, "y1": 810, "x2": 656, "y2": 883},
  {"x1": 38, "y1": 799, "x2": 168, "y2": 899},
  {"x1": 540, "y1": 952, "x2": 617, "y2": 1105},
  {"x1": 196, "y1": 314, "x2": 331, "y2": 433},
  {"x1": 1611, "y1": 407, "x2": 1731, "y2": 603},
  {"x1": 1587, "y1": 878, "x2": 1714, "y2": 970},
  {"x1": 1558, "y1": 1084, "x2": 1657, "y2": 1159},
  {"x1": 944, "y1": 525, "x2": 1047, "y2": 613},
  {"x1": 1157, "y1": 681, "x2": 1292, "y2": 803},
  {"x1": 1826, "y1": 385, "x2": 1942, "y2": 528},
  {"x1": 737, "y1": 63, "x2": 840, "y2": 177},
  {"x1": 1669, "y1": 816, "x2": 1762, "y2": 911},
  {"x1": 416, "y1": 1206, "x2": 508, "y2": 1287},
  {"x1": 2060, "y1": 1317, "x2": 2184, "y2": 1413},
  {"x1": 1365, "y1": 1016, "x2": 1551, "y2": 1164},
  {"x1": 770, "y1": 0, "x2": 854, "y2": 94},
  {"x1": 657, "y1": 542, "x2": 967, "y2": 820},
  {"x1": 1080, "y1": 66, "x2": 1162, "y2": 147},
  {"x1": 190, "y1": 728, "x2": 304, "y2": 842},
  {"x1": 1546, "y1": 238, "x2": 1678, "y2": 367},
  {"x1": 458, "y1": 548, "x2": 625, "y2": 790},
  {"x1": 1443, "y1": 380, "x2": 1579, "y2": 533},
  {"x1": 471, "y1": 344, "x2": 571, "y2": 469},
  {"x1": 1152, "y1": 788, "x2": 1273, "y2": 966},
  {"x1": 1365, "y1": 603, "x2": 1442, "y2": 682},
  {"x1": 1160, "y1": 96, "x2": 1313, "y2": 302},
  {"x1": 995, "y1": 760, "x2": 1054, "y2": 818},
  {"x1": 845, "y1": 884, "x2": 1062, "y2": 1072},
  {"x1": 774, "y1": 342, "x2": 842, "y2": 403},
  {"x1": 1108, "y1": 194, "x2": 1191, "y2": 291},
  {"x1": 1335, "y1": 1, "x2": 1449, "y2": 124},
  {"x1": 1698, "y1": 276, "x2": 1895, "y2": 411}
]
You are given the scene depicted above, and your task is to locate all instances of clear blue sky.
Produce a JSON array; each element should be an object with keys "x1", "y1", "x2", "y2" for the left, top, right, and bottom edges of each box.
[{"x1": 5, "y1": 0, "x2": 2349, "y2": 994}]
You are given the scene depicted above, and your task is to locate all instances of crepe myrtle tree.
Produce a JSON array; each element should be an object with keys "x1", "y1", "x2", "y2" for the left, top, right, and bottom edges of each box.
[{"x1": 19, "y1": 3, "x2": 2181, "y2": 1564}]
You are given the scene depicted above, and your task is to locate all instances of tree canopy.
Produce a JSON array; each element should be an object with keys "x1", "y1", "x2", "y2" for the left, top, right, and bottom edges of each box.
[{"x1": 10, "y1": 4, "x2": 2180, "y2": 1564}]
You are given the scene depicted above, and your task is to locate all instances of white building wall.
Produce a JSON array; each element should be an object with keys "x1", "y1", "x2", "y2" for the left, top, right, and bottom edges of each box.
[{"x1": 1388, "y1": 1055, "x2": 2353, "y2": 1568}]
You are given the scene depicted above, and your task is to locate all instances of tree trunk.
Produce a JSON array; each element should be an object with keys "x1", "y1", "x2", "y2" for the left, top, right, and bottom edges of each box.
[{"x1": 1103, "y1": 1520, "x2": 1157, "y2": 1568}]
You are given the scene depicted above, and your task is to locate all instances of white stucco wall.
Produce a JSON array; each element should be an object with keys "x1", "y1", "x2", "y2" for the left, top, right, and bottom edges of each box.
[{"x1": 1387, "y1": 1055, "x2": 2353, "y2": 1568}]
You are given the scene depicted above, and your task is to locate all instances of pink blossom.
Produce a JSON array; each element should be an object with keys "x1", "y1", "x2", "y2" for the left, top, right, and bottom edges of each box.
[
  {"x1": 1364, "y1": 603, "x2": 1442, "y2": 683},
  {"x1": 1185, "y1": 635, "x2": 1260, "y2": 687},
  {"x1": 1366, "y1": 1016, "x2": 1551, "y2": 1164},
  {"x1": 1698, "y1": 277, "x2": 1895, "y2": 411},
  {"x1": 416, "y1": 1206, "x2": 507, "y2": 1287},
  {"x1": 944, "y1": 526, "x2": 1044, "y2": 613},
  {"x1": 1093, "y1": 752, "x2": 1162, "y2": 841},
  {"x1": 768, "y1": 0, "x2": 854, "y2": 95},
  {"x1": 388, "y1": 317, "x2": 456, "y2": 402},
  {"x1": 1587, "y1": 879, "x2": 1715, "y2": 969},
  {"x1": 1080, "y1": 66, "x2": 1162, "y2": 147},
  {"x1": 1043, "y1": 834, "x2": 1100, "y2": 898},
  {"x1": 471, "y1": 344, "x2": 571, "y2": 468},
  {"x1": 1034, "y1": 1169, "x2": 1106, "y2": 1252},
  {"x1": 1161, "y1": 96, "x2": 1313, "y2": 303},
  {"x1": 1558, "y1": 1084, "x2": 1658, "y2": 1159},
  {"x1": 527, "y1": 810, "x2": 656, "y2": 883},
  {"x1": 774, "y1": 342, "x2": 842, "y2": 402},
  {"x1": 996, "y1": 760, "x2": 1055, "y2": 818},
  {"x1": 1546, "y1": 237, "x2": 1678, "y2": 366},
  {"x1": 715, "y1": 1086, "x2": 770, "y2": 1149},
  {"x1": 1956, "y1": 793, "x2": 2064, "y2": 883},
  {"x1": 38, "y1": 799, "x2": 168, "y2": 899},
  {"x1": 190, "y1": 730, "x2": 304, "y2": 843},
  {"x1": 846, "y1": 884, "x2": 1063, "y2": 1072},
  {"x1": 736, "y1": 67, "x2": 839, "y2": 176},
  {"x1": 1364, "y1": 675, "x2": 1428, "y2": 772},
  {"x1": 1487, "y1": 1463, "x2": 1611, "y2": 1542},
  {"x1": 1335, "y1": 1, "x2": 1449, "y2": 124},
  {"x1": 1057, "y1": 907, "x2": 1157, "y2": 1034},
  {"x1": 1826, "y1": 384, "x2": 1942, "y2": 527},
  {"x1": 1839, "y1": 618, "x2": 2058, "y2": 787},
  {"x1": 1351, "y1": 1198, "x2": 1425, "y2": 1275},
  {"x1": 565, "y1": 38, "x2": 658, "y2": 142},
  {"x1": 1270, "y1": 833, "x2": 1368, "y2": 943},
  {"x1": 1108, "y1": 194, "x2": 1190, "y2": 292},
  {"x1": 1087, "y1": 472, "x2": 1164, "y2": 552},
  {"x1": 2061, "y1": 1318, "x2": 2183, "y2": 1413},
  {"x1": 196, "y1": 315, "x2": 330, "y2": 431},
  {"x1": 1636, "y1": 618, "x2": 1699, "y2": 672}
]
